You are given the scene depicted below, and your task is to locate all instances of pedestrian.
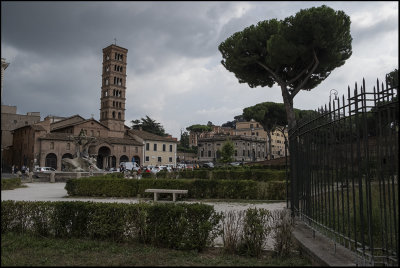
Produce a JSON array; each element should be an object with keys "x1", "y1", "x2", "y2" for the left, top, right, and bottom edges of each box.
[
  {"x1": 11, "y1": 165, "x2": 15, "y2": 174},
  {"x1": 89, "y1": 165, "x2": 93, "y2": 176}
]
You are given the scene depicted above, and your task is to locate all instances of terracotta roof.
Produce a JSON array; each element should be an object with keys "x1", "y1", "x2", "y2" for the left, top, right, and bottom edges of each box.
[
  {"x1": 129, "y1": 129, "x2": 178, "y2": 143},
  {"x1": 51, "y1": 117, "x2": 109, "y2": 131},
  {"x1": 199, "y1": 135, "x2": 266, "y2": 143},
  {"x1": 40, "y1": 132, "x2": 74, "y2": 141},
  {"x1": 97, "y1": 136, "x2": 143, "y2": 146},
  {"x1": 31, "y1": 125, "x2": 46, "y2": 131}
]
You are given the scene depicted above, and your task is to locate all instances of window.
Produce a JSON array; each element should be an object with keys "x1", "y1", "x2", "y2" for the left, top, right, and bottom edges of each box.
[
  {"x1": 50, "y1": 142, "x2": 54, "y2": 149},
  {"x1": 13, "y1": 120, "x2": 17, "y2": 124},
  {"x1": 97, "y1": 131, "x2": 100, "y2": 137},
  {"x1": 153, "y1": 144, "x2": 157, "y2": 151},
  {"x1": 248, "y1": 150, "x2": 250, "y2": 157},
  {"x1": 163, "y1": 144, "x2": 166, "y2": 151},
  {"x1": 118, "y1": 112, "x2": 121, "y2": 119},
  {"x1": 243, "y1": 150, "x2": 245, "y2": 156},
  {"x1": 250, "y1": 124, "x2": 253, "y2": 128},
  {"x1": 145, "y1": 156, "x2": 149, "y2": 162},
  {"x1": 158, "y1": 157, "x2": 162, "y2": 162},
  {"x1": 208, "y1": 151, "x2": 211, "y2": 157},
  {"x1": 169, "y1": 157, "x2": 172, "y2": 162},
  {"x1": 146, "y1": 143, "x2": 150, "y2": 151},
  {"x1": 201, "y1": 151, "x2": 204, "y2": 157},
  {"x1": 169, "y1": 145, "x2": 173, "y2": 152},
  {"x1": 235, "y1": 150, "x2": 237, "y2": 156}
]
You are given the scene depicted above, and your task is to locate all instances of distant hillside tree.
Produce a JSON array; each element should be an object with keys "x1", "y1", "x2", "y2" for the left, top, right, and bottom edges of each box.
[
  {"x1": 186, "y1": 124, "x2": 213, "y2": 147},
  {"x1": 131, "y1": 115, "x2": 167, "y2": 136}
]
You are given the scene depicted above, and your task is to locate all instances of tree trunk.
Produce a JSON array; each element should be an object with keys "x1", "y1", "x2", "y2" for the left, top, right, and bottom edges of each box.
[
  {"x1": 266, "y1": 131, "x2": 272, "y2": 160},
  {"x1": 280, "y1": 85, "x2": 297, "y2": 130}
]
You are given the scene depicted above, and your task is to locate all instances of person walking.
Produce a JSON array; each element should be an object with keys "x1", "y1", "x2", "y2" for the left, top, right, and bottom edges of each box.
[{"x1": 11, "y1": 165, "x2": 15, "y2": 174}]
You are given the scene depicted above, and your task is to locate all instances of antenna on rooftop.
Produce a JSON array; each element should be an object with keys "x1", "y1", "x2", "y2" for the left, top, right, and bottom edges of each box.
[{"x1": 114, "y1": 38, "x2": 117, "y2": 45}]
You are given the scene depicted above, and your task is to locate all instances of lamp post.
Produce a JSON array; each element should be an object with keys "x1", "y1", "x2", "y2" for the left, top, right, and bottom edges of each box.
[{"x1": 329, "y1": 89, "x2": 338, "y2": 103}]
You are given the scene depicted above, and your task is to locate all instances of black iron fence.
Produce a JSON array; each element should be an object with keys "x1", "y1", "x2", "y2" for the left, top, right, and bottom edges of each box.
[{"x1": 289, "y1": 77, "x2": 398, "y2": 266}]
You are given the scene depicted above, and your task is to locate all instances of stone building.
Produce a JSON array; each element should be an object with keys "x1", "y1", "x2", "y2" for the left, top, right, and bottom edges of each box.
[
  {"x1": 7, "y1": 43, "x2": 177, "y2": 171},
  {"x1": 128, "y1": 129, "x2": 178, "y2": 167},
  {"x1": 189, "y1": 119, "x2": 288, "y2": 161},
  {"x1": 197, "y1": 134, "x2": 266, "y2": 163},
  {"x1": 234, "y1": 119, "x2": 288, "y2": 159}
]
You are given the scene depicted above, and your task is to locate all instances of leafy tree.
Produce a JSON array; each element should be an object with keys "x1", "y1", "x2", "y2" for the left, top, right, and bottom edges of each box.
[
  {"x1": 219, "y1": 5, "x2": 352, "y2": 130},
  {"x1": 386, "y1": 68, "x2": 398, "y2": 88},
  {"x1": 131, "y1": 115, "x2": 168, "y2": 136},
  {"x1": 243, "y1": 102, "x2": 287, "y2": 159},
  {"x1": 218, "y1": 139, "x2": 235, "y2": 164},
  {"x1": 186, "y1": 124, "x2": 213, "y2": 147},
  {"x1": 222, "y1": 115, "x2": 244, "y2": 128},
  {"x1": 179, "y1": 131, "x2": 190, "y2": 149}
]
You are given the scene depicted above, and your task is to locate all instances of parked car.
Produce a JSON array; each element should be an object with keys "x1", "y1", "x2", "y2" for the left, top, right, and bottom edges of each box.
[
  {"x1": 159, "y1": 165, "x2": 172, "y2": 172},
  {"x1": 35, "y1": 167, "x2": 56, "y2": 172},
  {"x1": 229, "y1": 162, "x2": 241, "y2": 167},
  {"x1": 150, "y1": 166, "x2": 161, "y2": 174},
  {"x1": 177, "y1": 163, "x2": 186, "y2": 170},
  {"x1": 120, "y1": 161, "x2": 140, "y2": 171},
  {"x1": 202, "y1": 162, "x2": 214, "y2": 168}
]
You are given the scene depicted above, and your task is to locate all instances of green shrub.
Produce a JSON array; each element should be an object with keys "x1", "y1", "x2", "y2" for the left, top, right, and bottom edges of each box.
[
  {"x1": 65, "y1": 178, "x2": 137, "y2": 197},
  {"x1": 1, "y1": 200, "x2": 220, "y2": 251},
  {"x1": 1, "y1": 177, "x2": 22, "y2": 190},
  {"x1": 238, "y1": 208, "x2": 272, "y2": 257},
  {"x1": 65, "y1": 176, "x2": 285, "y2": 200}
]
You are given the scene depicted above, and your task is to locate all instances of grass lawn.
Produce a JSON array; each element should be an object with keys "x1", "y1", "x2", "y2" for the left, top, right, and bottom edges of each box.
[{"x1": 1, "y1": 232, "x2": 311, "y2": 266}]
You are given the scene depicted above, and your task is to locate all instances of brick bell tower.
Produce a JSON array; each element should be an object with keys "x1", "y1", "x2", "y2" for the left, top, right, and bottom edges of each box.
[{"x1": 100, "y1": 44, "x2": 128, "y2": 138}]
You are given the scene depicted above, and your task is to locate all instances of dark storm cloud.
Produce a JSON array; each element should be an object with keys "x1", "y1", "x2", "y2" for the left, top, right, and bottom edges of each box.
[{"x1": 1, "y1": 1, "x2": 398, "y2": 138}]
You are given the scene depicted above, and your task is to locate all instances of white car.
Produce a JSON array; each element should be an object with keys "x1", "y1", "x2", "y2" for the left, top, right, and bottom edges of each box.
[
  {"x1": 159, "y1": 165, "x2": 172, "y2": 172},
  {"x1": 35, "y1": 167, "x2": 56, "y2": 172}
]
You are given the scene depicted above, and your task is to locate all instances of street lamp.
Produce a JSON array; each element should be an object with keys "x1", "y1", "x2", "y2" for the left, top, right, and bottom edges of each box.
[{"x1": 329, "y1": 89, "x2": 338, "y2": 103}]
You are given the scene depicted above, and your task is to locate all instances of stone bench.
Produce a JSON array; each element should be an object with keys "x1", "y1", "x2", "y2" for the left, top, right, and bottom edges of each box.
[{"x1": 144, "y1": 189, "x2": 188, "y2": 202}]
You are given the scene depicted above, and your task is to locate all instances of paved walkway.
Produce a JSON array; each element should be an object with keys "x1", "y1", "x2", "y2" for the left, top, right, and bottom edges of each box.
[{"x1": 1, "y1": 182, "x2": 287, "y2": 213}]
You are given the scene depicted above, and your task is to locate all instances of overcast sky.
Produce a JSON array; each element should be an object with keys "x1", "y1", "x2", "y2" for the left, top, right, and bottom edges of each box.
[{"x1": 1, "y1": 1, "x2": 398, "y2": 138}]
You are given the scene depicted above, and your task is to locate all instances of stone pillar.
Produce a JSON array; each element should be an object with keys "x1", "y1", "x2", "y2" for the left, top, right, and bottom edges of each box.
[
  {"x1": 50, "y1": 172, "x2": 55, "y2": 183},
  {"x1": 76, "y1": 172, "x2": 81, "y2": 178}
]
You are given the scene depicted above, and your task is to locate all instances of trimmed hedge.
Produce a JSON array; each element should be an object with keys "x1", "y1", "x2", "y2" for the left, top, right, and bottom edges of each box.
[
  {"x1": 1, "y1": 177, "x2": 22, "y2": 190},
  {"x1": 1, "y1": 200, "x2": 221, "y2": 251},
  {"x1": 174, "y1": 169, "x2": 285, "y2": 181},
  {"x1": 65, "y1": 178, "x2": 286, "y2": 200}
]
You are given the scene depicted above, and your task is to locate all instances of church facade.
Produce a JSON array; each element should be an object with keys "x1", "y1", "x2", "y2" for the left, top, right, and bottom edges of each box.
[{"x1": 9, "y1": 44, "x2": 177, "y2": 171}]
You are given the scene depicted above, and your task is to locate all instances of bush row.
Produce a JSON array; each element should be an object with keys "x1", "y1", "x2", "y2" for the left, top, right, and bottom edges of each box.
[
  {"x1": 1, "y1": 177, "x2": 22, "y2": 190},
  {"x1": 65, "y1": 178, "x2": 286, "y2": 200},
  {"x1": 166, "y1": 169, "x2": 286, "y2": 181},
  {"x1": 1, "y1": 200, "x2": 221, "y2": 251}
]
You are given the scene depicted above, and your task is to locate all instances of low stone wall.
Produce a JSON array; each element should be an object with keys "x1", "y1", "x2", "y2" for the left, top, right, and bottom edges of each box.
[{"x1": 31, "y1": 172, "x2": 110, "y2": 182}]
